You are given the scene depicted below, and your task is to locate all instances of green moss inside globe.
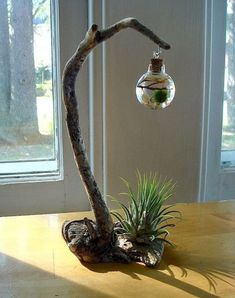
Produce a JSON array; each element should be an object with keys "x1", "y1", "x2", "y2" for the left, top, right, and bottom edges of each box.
[{"x1": 151, "y1": 89, "x2": 169, "y2": 103}]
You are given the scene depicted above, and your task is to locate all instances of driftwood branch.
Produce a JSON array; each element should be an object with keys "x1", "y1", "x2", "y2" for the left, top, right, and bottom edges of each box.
[{"x1": 62, "y1": 18, "x2": 170, "y2": 265}]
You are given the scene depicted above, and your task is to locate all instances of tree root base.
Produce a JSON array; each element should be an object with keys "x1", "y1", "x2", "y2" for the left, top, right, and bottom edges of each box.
[{"x1": 62, "y1": 219, "x2": 164, "y2": 267}]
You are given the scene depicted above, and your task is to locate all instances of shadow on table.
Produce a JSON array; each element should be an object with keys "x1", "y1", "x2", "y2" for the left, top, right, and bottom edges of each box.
[
  {"x1": 1, "y1": 247, "x2": 234, "y2": 298},
  {"x1": 85, "y1": 247, "x2": 235, "y2": 298},
  {"x1": 161, "y1": 247, "x2": 235, "y2": 291},
  {"x1": 0, "y1": 252, "x2": 112, "y2": 298}
]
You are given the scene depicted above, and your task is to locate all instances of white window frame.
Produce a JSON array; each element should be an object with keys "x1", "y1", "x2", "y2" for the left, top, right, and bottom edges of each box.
[{"x1": 199, "y1": 0, "x2": 235, "y2": 201}]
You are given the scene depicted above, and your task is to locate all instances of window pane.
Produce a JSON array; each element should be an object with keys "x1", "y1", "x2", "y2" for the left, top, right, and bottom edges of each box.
[
  {"x1": 221, "y1": 0, "x2": 235, "y2": 167},
  {"x1": 0, "y1": 0, "x2": 62, "y2": 180}
]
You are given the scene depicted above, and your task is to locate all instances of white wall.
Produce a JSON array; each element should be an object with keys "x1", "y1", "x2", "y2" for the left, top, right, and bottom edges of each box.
[{"x1": 99, "y1": 0, "x2": 205, "y2": 205}]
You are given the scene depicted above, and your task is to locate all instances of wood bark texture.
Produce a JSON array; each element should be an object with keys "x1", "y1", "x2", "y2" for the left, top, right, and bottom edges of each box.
[{"x1": 62, "y1": 18, "x2": 170, "y2": 266}]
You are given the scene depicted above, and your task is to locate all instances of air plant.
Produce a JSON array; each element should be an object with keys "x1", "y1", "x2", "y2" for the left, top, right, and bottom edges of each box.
[{"x1": 111, "y1": 171, "x2": 180, "y2": 246}]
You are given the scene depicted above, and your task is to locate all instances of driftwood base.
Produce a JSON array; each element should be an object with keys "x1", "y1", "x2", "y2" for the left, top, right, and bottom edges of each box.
[
  {"x1": 116, "y1": 234, "x2": 164, "y2": 267},
  {"x1": 62, "y1": 219, "x2": 164, "y2": 267}
]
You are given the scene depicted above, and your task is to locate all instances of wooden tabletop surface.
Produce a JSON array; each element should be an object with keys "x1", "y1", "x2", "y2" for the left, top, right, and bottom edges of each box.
[{"x1": 0, "y1": 201, "x2": 235, "y2": 298}]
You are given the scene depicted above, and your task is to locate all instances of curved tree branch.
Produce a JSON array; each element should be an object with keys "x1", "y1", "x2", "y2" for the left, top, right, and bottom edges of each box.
[{"x1": 62, "y1": 18, "x2": 170, "y2": 249}]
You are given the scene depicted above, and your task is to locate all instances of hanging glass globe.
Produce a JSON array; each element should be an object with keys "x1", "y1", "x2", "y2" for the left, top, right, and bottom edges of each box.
[{"x1": 136, "y1": 58, "x2": 175, "y2": 110}]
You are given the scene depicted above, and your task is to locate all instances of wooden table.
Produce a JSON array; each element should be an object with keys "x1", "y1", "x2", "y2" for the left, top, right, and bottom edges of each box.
[{"x1": 0, "y1": 201, "x2": 235, "y2": 297}]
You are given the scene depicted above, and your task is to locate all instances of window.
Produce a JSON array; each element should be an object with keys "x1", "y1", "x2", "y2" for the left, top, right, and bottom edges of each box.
[
  {"x1": 221, "y1": 0, "x2": 235, "y2": 168},
  {"x1": 0, "y1": 0, "x2": 62, "y2": 183},
  {"x1": 200, "y1": 0, "x2": 235, "y2": 201},
  {"x1": 0, "y1": 1, "x2": 90, "y2": 216}
]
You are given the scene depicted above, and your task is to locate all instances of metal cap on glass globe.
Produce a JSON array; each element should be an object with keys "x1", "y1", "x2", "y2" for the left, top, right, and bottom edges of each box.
[{"x1": 136, "y1": 50, "x2": 175, "y2": 110}]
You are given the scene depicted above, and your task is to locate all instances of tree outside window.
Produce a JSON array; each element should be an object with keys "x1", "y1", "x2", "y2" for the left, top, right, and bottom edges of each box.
[
  {"x1": 0, "y1": 0, "x2": 55, "y2": 163},
  {"x1": 222, "y1": 0, "x2": 235, "y2": 151}
]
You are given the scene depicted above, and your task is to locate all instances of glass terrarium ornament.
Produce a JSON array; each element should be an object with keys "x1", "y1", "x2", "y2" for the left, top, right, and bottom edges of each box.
[{"x1": 136, "y1": 48, "x2": 175, "y2": 109}]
